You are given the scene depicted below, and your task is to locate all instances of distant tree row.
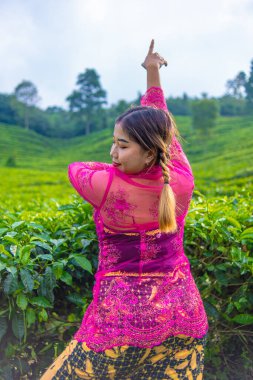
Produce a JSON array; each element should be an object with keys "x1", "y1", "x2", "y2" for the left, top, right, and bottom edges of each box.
[{"x1": 0, "y1": 59, "x2": 252, "y2": 137}]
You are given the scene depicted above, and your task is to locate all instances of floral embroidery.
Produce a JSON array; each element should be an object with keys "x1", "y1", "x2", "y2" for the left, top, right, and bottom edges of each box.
[
  {"x1": 141, "y1": 235, "x2": 160, "y2": 262},
  {"x1": 102, "y1": 241, "x2": 121, "y2": 270},
  {"x1": 103, "y1": 187, "x2": 137, "y2": 224},
  {"x1": 149, "y1": 196, "x2": 160, "y2": 220},
  {"x1": 76, "y1": 168, "x2": 94, "y2": 192}
]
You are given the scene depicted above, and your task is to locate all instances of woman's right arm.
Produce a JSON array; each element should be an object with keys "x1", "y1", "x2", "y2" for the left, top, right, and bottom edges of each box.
[{"x1": 68, "y1": 162, "x2": 111, "y2": 208}]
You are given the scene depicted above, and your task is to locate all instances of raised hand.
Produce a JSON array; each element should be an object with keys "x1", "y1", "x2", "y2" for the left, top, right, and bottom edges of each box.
[{"x1": 141, "y1": 39, "x2": 168, "y2": 70}]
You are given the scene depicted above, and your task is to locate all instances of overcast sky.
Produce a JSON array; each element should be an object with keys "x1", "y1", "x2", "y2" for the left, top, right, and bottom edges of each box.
[{"x1": 0, "y1": 0, "x2": 252, "y2": 109}]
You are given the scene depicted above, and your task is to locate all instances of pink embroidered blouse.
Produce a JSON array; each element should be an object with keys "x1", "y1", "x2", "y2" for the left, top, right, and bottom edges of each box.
[{"x1": 68, "y1": 86, "x2": 208, "y2": 352}]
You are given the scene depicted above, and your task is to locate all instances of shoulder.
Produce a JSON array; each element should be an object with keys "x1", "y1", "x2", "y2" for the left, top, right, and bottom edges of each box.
[{"x1": 68, "y1": 161, "x2": 112, "y2": 172}]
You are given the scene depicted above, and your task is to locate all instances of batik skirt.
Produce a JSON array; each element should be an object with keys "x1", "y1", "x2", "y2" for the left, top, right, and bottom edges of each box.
[{"x1": 40, "y1": 334, "x2": 207, "y2": 380}]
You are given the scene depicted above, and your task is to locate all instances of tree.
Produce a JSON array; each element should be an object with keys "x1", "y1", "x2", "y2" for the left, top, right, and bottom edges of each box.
[
  {"x1": 66, "y1": 69, "x2": 107, "y2": 135},
  {"x1": 14, "y1": 80, "x2": 40, "y2": 129},
  {"x1": 245, "y1": 59, "x2": 253, "y2": 112},
  {"x1": 191, "y1": 99, "x2": 219, "y2": 133},
  {"x1": 226, "y1": 71, "x2": 247, "y2": 99}
]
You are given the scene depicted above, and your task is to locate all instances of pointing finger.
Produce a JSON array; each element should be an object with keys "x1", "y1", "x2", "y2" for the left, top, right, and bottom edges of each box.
[{"x1": 148, "y1": 39, "x2": 154, "y2": 54}]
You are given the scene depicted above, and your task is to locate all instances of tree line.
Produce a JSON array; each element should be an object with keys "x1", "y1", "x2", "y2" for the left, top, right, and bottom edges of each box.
[{"x1": 0, "y1": 59, "x2": 252, "y2": 138}]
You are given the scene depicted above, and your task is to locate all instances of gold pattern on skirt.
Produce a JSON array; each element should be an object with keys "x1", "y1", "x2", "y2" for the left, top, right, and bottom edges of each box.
[{"x1": 39, "y1": 335, "x2": 206, "y2": 379}]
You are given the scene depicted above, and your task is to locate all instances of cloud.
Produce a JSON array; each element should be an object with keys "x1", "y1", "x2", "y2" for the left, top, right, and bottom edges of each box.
[{"x1": 0, "y1": 0, "x2": 252, "y2": 108}]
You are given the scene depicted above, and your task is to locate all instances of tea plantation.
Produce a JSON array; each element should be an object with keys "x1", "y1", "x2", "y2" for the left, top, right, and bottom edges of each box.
[{"x1": 0, "y1": 116, "x2": 252, "y2": 379}]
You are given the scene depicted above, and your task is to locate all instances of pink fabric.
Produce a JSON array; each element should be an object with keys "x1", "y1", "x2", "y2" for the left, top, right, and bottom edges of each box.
[{"x1": 68, "y1": 86, "x2": 208, "y2": 352}]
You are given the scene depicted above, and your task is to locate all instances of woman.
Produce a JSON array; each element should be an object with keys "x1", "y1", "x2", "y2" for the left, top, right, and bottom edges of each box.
[{"x1": 40, "y1": 39, "x2": 208, "y2": 380}]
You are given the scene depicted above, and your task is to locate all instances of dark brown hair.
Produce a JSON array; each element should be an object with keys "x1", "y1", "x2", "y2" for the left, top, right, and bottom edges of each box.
[{"x1": 116, "y1": 106, "x2": 180, "y2": 233}]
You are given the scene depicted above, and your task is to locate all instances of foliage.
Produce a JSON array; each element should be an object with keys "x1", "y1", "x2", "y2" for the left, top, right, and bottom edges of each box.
[
  {"x1": 191, "y1": 99, "x2": 219, "y2": 132},
  {"x1": 245, "y1": 59, "x2": 253, "y2": 112},
  {"x1": 66, "y1": 69, "x2": 107, "y2": 135},
  {"x1": 218, "y1": 95, "x2": 247, "y2": 116},
  {"x1": 226, "y1": 71, "x2": 247, "y2": 99},
  {"x1": 5, "y1": 155, "x2": 17, "y2": 168},
  {"x1": 0, "y1": 190, "x2": 252, "y2": 379},
  {"x1": 14, "y1": 81, "x2": 40, "y2": 130}
]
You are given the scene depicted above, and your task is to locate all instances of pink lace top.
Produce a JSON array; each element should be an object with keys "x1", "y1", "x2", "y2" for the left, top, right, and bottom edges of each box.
[{"x1": 68, "y1": 86, "x2": 208, "y2": 352}]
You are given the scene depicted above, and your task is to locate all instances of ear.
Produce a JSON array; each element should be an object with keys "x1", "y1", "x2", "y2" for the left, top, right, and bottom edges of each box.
[{"x1": 145, "y1": 149, "x2": 156, "y2": 164}]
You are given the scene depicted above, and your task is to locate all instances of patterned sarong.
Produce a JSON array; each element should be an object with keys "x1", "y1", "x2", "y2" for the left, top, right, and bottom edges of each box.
[{"x1": 40, "y1": 334, "x2": 207, "y2": 379}]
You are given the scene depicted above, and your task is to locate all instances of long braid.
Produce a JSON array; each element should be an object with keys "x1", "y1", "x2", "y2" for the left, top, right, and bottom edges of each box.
[
  {"x1": 159, "y1": 151, "x2": 170, "y2": 184},
  {"x1": 158, "y1": 147, "x2": 177, "y2": 233}
]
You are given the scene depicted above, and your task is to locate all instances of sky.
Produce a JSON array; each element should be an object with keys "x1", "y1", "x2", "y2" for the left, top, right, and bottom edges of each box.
[{"x1": 0, "y1": 0, "x2": 252, "y2": 109}]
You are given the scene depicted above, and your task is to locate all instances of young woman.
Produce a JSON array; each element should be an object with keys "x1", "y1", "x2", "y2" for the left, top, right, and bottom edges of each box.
[{"x1": 40, "y1": 40, "x2": 208, "y2": 380}]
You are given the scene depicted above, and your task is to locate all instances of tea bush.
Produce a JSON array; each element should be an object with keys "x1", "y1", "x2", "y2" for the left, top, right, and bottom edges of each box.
[{"x1": 0, "y1": 190, "x2": 252, "y2": 379}]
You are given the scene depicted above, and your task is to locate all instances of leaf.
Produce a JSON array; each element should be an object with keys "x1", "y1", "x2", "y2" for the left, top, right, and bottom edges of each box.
[
  {"x1": 70, "y1": 254, "x2": 93, "y2": 274},
  {"x1": 0, "y1": 244, "x2": 13, "y2": 258},
  {"x1": 31, "y1": 241, "x2": 52, "y2": 252},
  {"x1": 66, "y1": 293, "x2": 85, "y2": 306},
  {"x1": 16, "y1": 293, "x2": 28, "y2": 311},
  {"x1": 6, "y1": 266, "x2": 17, "y2": 276},
  {"x1": 240, "y1": 227, "x2": 253, "y2": 241},
  {"x1": 3, "y1": 273, "x2": 19, "y2": 295},
  {"x1": 0, "y1": 316, "x2": 8, "y2": 342},
  {"x1": 81, "y1": 239, "x2": 92, "y2": 249},
  {"x1": 2, "y1": 235, "x2": 19, "y2": 245},
  {"x1": 11, "y1": 221, "x2": 25, "y2": 229},
  {"x1": 20, "y1": 269, "x2": 34, "y2": 292},
  {"x1": 58, "y1": 204, "x2": 76, "y2": 211},
  {"x1": 29, "y1": 296, "x2": 53, "y2": 308},
  {"x1": 38, "y1": 309, "x2": 48, "y2": 322},
  {"x1": 0, "y1": 262, "x2": 7, "y2": 271},
  {"x1": 60, "y1": 271, "x2": 73, "y2": 286},
  {"x1": 232, "y1": 314, "x2": 253, "y2": 325},
  {"x1": 36, "y1": 254, "x2": 53, "y2": 261},
  {"x1": 50, "y1": 238, "x2": 65, "y2": 248},
  {"x1": 52, "y1": 262, "x2": 64, "y2": 279},
  {"x1": 0, "y1": 228, "x2": 8, "y2": 236},
  {"x1": 19, "y1": 245, "x2": 32, "y2": 265},
  {"x1": 26, "y1": 308, "x2": 36, "y2": 328},
  {"x1": 26, "y1": 222, "x2": 44, "y2": 230},
  {"x1": 225, "y1": 217, "x2": 241, "y2": 229},
  {"x1": 12, "y1": 313, "x2": 25, "y2": 340},
  {"x1": 44, "y1": 267, "x2": 56, "y2": 289}
]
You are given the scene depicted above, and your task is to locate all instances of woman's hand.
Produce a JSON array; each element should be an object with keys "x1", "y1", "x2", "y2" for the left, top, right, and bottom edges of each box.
[{"x1": 141, "y1": 39, "x2": 168, "y2": 70}]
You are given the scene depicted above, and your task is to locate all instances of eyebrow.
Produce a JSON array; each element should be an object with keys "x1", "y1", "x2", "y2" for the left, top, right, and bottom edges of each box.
[{"x1": 113, "y1": 136, "x2": 130, "y2": 143}]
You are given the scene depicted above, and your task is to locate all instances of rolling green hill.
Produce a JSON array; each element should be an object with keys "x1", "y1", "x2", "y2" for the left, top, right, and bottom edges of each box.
[{"x1": 0, "y1": 115, "x2": 252, "y2": 197}]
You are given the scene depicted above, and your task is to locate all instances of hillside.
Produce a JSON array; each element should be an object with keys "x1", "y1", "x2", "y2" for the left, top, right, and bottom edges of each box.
[{"x1": 0, "y1": 115, "x2": 252, "y2": 196}]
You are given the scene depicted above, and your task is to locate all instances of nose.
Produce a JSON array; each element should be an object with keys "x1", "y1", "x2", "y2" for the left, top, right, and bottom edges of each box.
[{"x1": 110, "y1": 143, "x2": 118, "y2": 159}]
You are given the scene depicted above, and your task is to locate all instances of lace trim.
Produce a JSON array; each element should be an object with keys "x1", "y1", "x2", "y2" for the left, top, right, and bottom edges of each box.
[{"x1": 103, "y1": 226, "x2": 161, "y2": 236}]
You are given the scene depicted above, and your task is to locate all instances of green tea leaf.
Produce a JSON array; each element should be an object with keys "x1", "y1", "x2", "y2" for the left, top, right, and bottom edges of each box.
[
  {"x1": 30, "y1": 296, "x2": 53, "y2": 308},
  {"x1": 60, "y1": 271, "x2": 72, "y2": 285},
  {"x1": 16, "y1": 293, "x2": 28, "y2": 311},
  {"x1": 3, "y1": 273, "x2": 19, "y2": 295},
  {"x1": 70, "y1": 254, "x2": 92, "y2": 274},
  {"x1": 232, "y1": 314, "x2": 253, "y2": 325},
  {"x1": 20, "y1": 269, "x2": 34, "y2": 292},
  {"x1": 26, "y1": 308, "x2": 36, "y2": 328},
  {"x1": 38, "y1": 308, "x2": 48, "y2": 322},
  {"x1": 12, "y1": 313, "x2": 25, "y2": 340}
]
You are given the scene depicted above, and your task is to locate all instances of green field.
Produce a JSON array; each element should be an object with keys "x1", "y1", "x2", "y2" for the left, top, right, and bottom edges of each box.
[{"x1": 0, "y1": 115, "x2": 252, "y2": 203}]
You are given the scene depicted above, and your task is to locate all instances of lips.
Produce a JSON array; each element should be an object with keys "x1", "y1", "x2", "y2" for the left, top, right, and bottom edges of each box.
[{"x1": 112, "y1": 161, "x2": 121, "y2": 167}]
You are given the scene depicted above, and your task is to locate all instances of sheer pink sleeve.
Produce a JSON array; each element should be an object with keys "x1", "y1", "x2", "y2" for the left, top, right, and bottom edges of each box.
[
  {"x1": 68, "y1": 162, "x2": 111, "y2": 208},
  {"x1": 141, "y1": 86, "x2": 194, "y2": 219}
]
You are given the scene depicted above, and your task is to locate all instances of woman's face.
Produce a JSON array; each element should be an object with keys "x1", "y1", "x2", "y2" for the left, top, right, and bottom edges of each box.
[{"x1": 110, "y1": 123, "x2": 153, "y2": 174}]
